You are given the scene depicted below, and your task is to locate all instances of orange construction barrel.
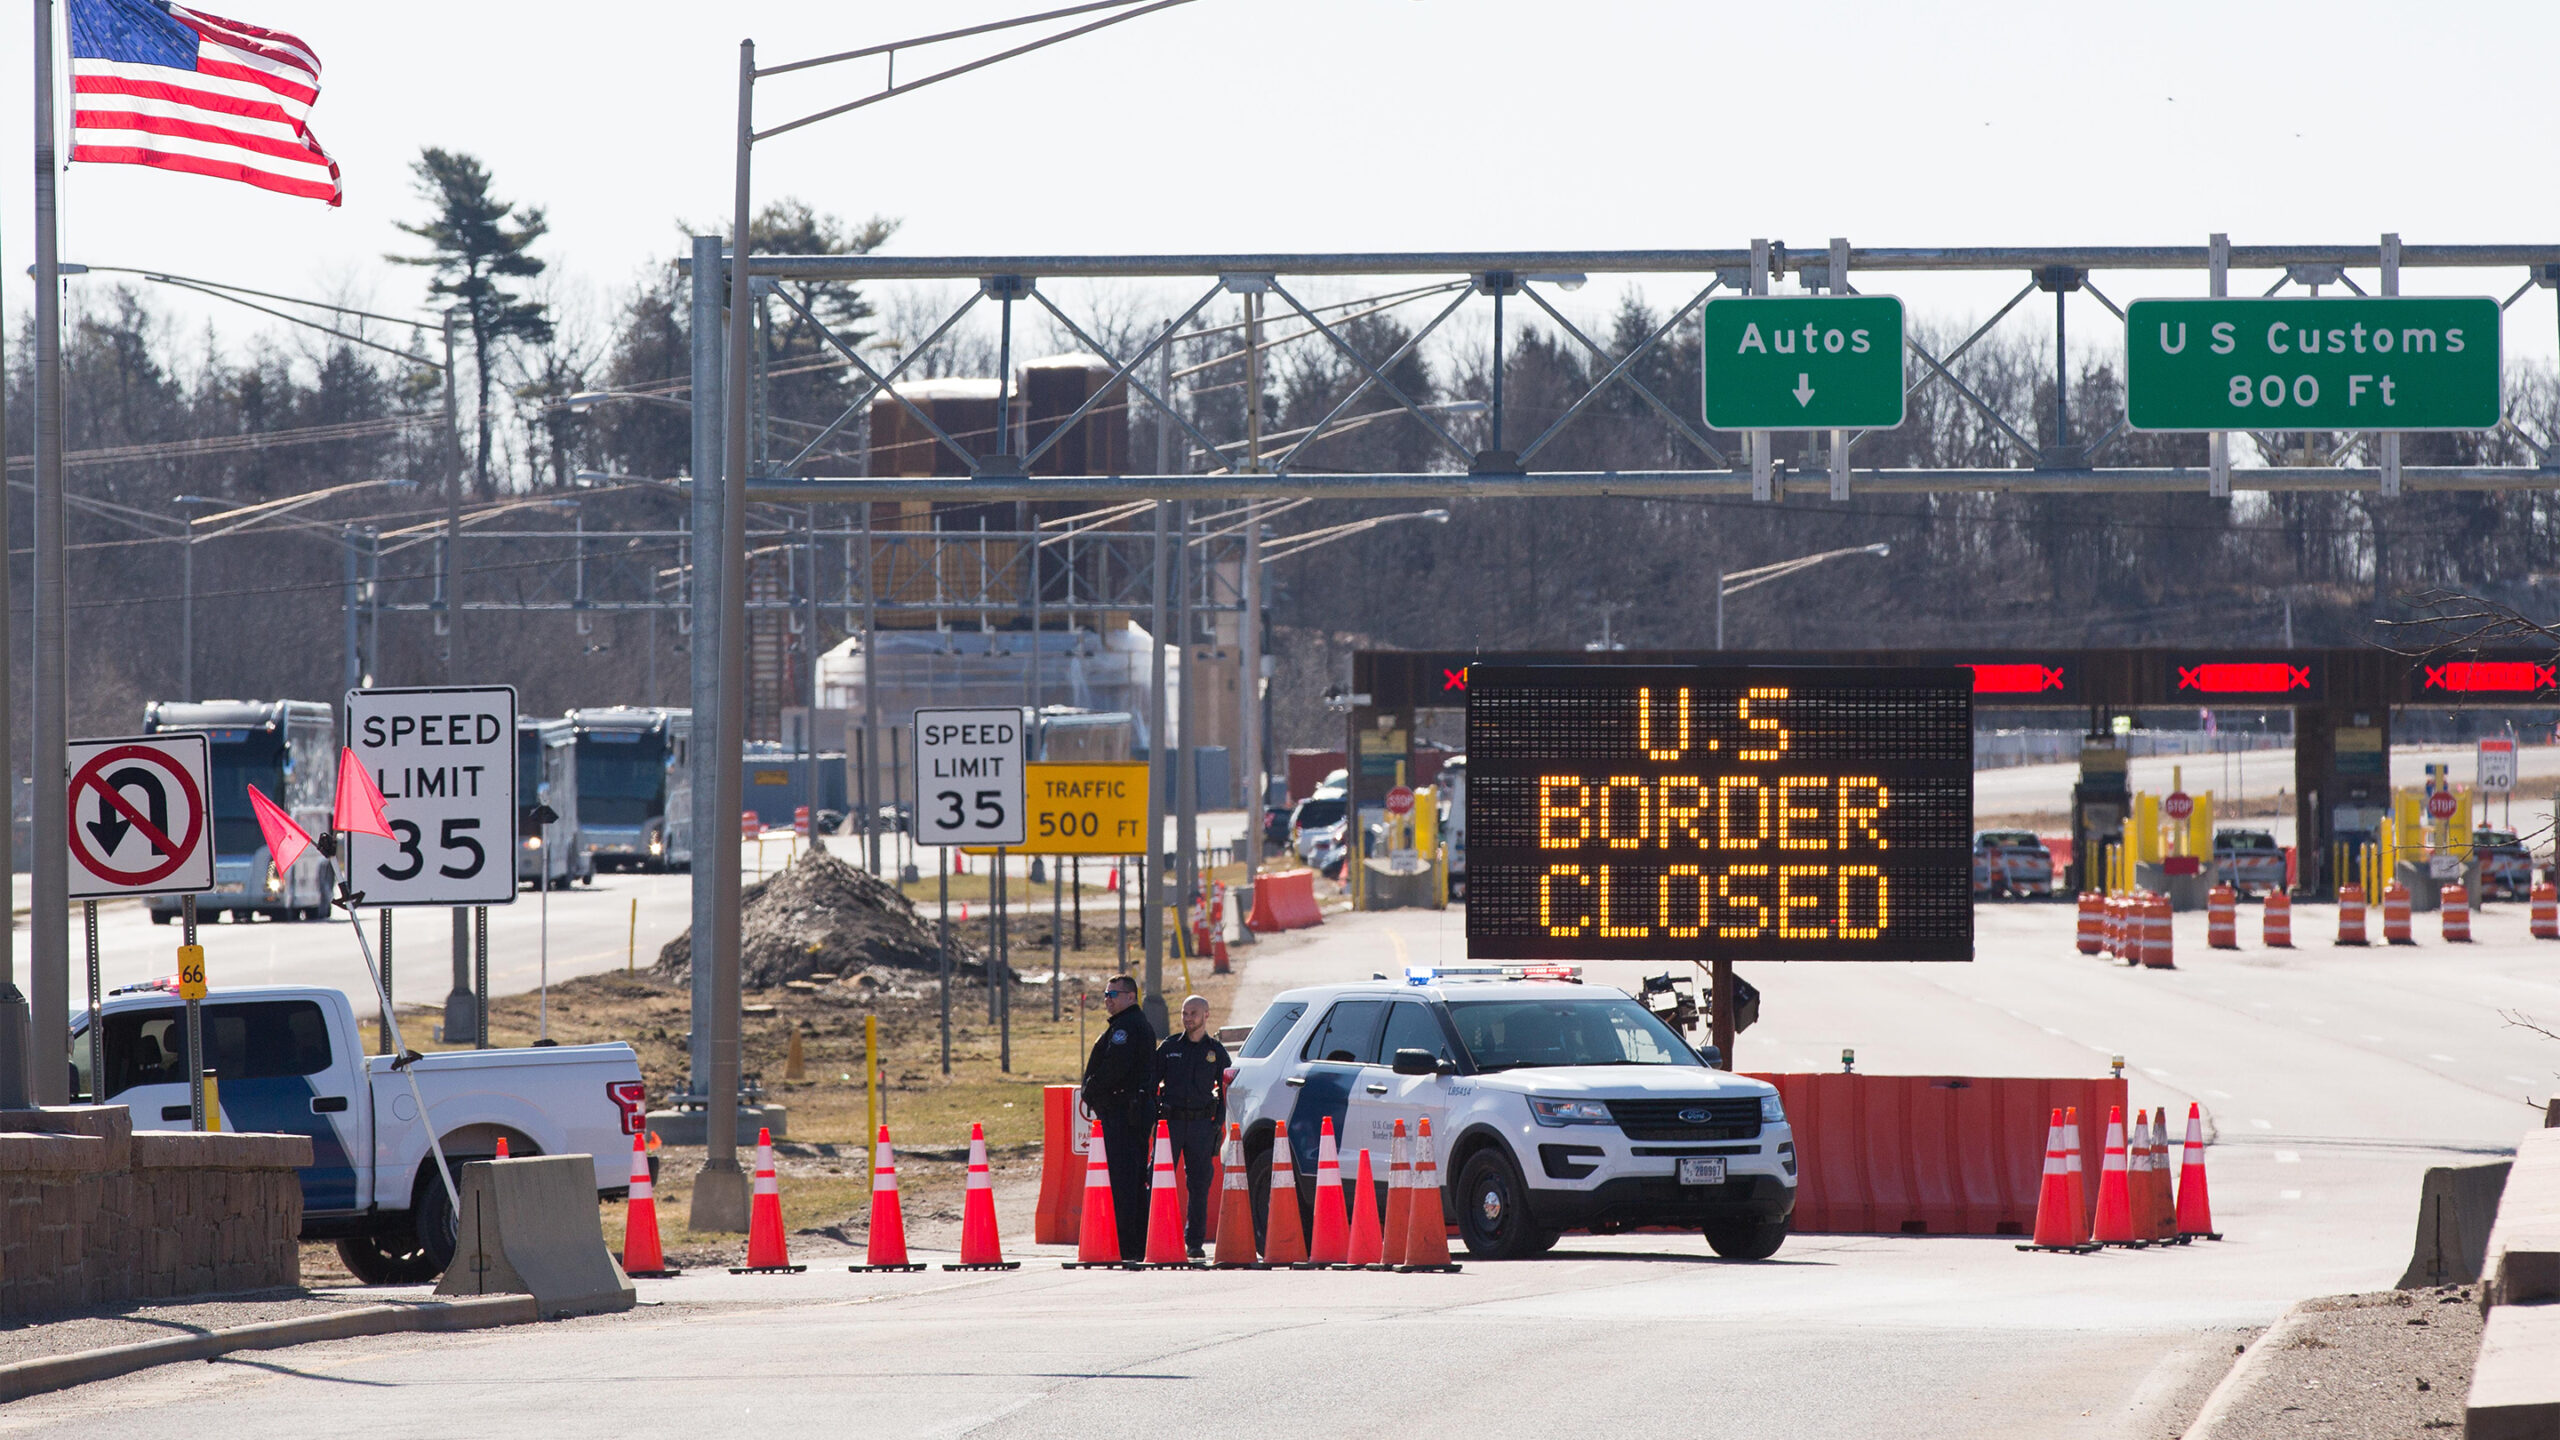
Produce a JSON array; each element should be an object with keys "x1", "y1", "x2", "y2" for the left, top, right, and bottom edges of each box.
[
  {"x1": 2263, "y1": 890, "x2": 2293, "y2": 948},
  {"x1": 2442, "y1": 883, "x2": 2471, "y2": 943},
  {"x1": 2336, "y1": 885, "x2": 2368, "y2": 945},
  {"x1": 2533, "y1": 882, "x2": 2558, "y2": 940},
  {"x1": 2076, "y1": 893, "x2": 2104, "y2": 955},
  {"x1": 2206, "y1": 885, "x2": 2238, "y2": 949},
  {"x1": 2383, "y1": 882, "x2": 2415, "y2": 946}
]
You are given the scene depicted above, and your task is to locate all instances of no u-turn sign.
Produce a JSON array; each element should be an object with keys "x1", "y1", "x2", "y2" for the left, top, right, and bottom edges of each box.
[{"x1": 66, "y1": 733, "x2": 215, "y2": 899}]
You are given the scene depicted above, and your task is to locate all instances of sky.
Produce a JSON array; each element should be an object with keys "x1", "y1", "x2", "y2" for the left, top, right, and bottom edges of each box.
[{"x1": 3, "y1": 0, "x2": 2556, "y2": 373}]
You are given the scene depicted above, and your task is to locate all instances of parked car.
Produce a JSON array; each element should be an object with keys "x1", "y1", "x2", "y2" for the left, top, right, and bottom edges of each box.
[
  {"x1": 1971, "y1": 831, "x2": 2054, "y2": 898},
  {"x1": 2472, "y1": 828, "x2": 2533, "y2": 899},
  {"x1": 1292, "y1": 793, "x2": 1348, "y2": 862},
  {"x1": 2212, "y1": 829, "x2": 2287, "y2": 895}
]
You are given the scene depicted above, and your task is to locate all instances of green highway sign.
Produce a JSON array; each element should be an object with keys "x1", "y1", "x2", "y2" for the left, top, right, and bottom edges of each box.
[
  {"x1": 1700, "y1": 295, "x2": 1906, "y2": 430},
  {"x1": 2125, "y1": 297, "x2": 2501, "y2": 432}
]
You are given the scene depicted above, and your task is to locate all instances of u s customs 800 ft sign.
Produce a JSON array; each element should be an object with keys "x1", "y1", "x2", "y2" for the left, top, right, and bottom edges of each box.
[{"x1": 1465, "y1": 666, "x2": 1973, "y2": 962}]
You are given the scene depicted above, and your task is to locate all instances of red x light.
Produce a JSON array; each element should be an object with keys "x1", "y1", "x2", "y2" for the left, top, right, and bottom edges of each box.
[
  {"x1": 1967, "y1": 663, "x2": 2067, "y2": 695},
  {"x1": 2422, "y1": 660, "x2": 2556, "y2": 693},
  {"x1": 2176, "y1": 662, "x2": 2311, "y2": 694},
  {"x1": 1442, "y1": 667, "x2": 1470, "y2": 692}
]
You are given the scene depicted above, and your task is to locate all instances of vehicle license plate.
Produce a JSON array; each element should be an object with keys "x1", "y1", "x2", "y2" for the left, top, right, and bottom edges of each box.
[{"x1": 1678, "y1": 1157, "x2": 1727, "y2": 1185}]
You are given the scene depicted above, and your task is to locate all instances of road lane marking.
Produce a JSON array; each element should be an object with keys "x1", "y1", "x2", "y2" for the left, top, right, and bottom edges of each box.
[
  {"x1": 2428, "y1": 1053, "x2": 2458, "y2": 1063},
  {"x1": 2280, "y1": 1189, "x2": 2302, "y2": 1200},
  {"x1": 2250, "y1": 1118, "x2": 2273, "y2": 1129},
  {"x1": 2208, "y1": 1089, "x2": 2232, "y2": 1098},
  {"x1": 2276, "y1": 1151, "x2": 2300, "y2": 1164}
]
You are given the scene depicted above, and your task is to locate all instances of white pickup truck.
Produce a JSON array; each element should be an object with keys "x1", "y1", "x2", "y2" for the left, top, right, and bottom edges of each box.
[{"x1": 72, "y1": 981, "x2": 646, "y2": 1284}]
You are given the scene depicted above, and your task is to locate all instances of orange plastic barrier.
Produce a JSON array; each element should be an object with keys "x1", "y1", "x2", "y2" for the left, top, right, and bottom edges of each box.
[
  {"x1": 1035, "y1": 1085, "x2": 1095, "y2": 1244},
  {"x1": 2533, "y1": 883, "x2": 2558, "y2": 940},
  {"x1": 2442, "y1": 883, "x2": 2470, "y2": 942},
  {"x1": 1751, "y1": 1074, "x2": 2129, "y2": 1235},
  {"x1": 2140, "y1": 893, "x2": 2175, "y2": 969},
  {"x1": 1246, "y1": 869, "x2": 1325, "y2": 932},
  {"x1": 2382, "y1": 882, "x2": 2414, "y2": 945},
  {"x1": 2263, "y1": 890, "x2": 2293, "y2": 947}
]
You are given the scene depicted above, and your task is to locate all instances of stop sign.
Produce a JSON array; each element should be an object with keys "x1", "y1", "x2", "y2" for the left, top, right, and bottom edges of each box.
[
  {"x1": 2427, "y1": 789, "x2": 2459, "y2": 820},
  {"x1": 2163, "y1": 791, "x2": 2193, "y2": 820},
  {"x1": 1385, "y1": 786, "x2": 1414, "y2": 816}
]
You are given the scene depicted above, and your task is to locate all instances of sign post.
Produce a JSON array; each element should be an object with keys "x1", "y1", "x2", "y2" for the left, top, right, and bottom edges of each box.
[
  {"x1": 914, "y1": 708, "x2": 1028, "y2": 1079},
  {"x1": 1465, "y1": 666, "x2": 1974, "y2": 1068},
  {"x1": 2126, "y1": 297, "x2": 2502, "y2": 432},
  {"x1": 65, "y1": 734, "x2": 215, "y2": 1125},
  {"x1": 1701, "y1": 295, "x2": 1908, "y2": 432}
]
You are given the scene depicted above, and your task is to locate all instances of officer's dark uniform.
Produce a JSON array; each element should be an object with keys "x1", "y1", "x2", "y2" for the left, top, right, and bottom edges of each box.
[
  {"x1": 1155, "y1": 1027, "x2": 1232, "y2": 1252},
  {"x1": 1081, "y1": 1004, "x2": 1158, "y2": 1258}
]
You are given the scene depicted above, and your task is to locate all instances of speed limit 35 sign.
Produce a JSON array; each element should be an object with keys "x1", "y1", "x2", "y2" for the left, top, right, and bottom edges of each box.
[
  {"x1": 914, "y1": 707, "x2": 1026, "y2": 848},
  {"x1": 344, "y1": 685, "x2": 519, "y2": 905}
]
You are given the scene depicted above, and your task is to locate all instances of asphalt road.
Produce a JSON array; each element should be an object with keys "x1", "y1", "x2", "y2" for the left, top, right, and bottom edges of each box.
[{"x1": 18, "y1": 894, "x2": 2553, "y2": 1436}]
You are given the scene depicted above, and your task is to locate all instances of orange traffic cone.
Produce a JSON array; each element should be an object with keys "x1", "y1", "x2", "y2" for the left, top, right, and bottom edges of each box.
[
  {"x1": 2091, "y1": 1106, "x2": 2139, "y2": 1246},
  {"x1": 1262, "y1": 1123, "x2": 1308, "y2": 1265},
  {"x1": 2127, "y1": 1109, "x2": 2160, "y2": 1242},
  {"x1": 1305, "y1": 1117, "x2": 1351, "y2": 1266},
  {"x1": 2176, "y1": 1102, "x2": 2222, "y2": 1240},
  {"x1": 2148, "y1": 1108, "x2": 2179, "y2": 1243},
  {"x1": 2063, "y1": 1106, "x2": 2088, "y2": 1234},
  {"x1": 1065, "y1": 1120, "x2": 1125, "y2": 1268},
  {"x1": 1143, "y1": 1121, "x2": 1192, "y2": 1266},
  {"x1": 1213, "y1": 1124, "x2": 1259, "y2": 1268},
  {"x1": 1345, "y1": 1150, "x2": 1384, "y2": 1266},
  {"x1": 1379, "y1": 1120, "x2": 1412, "y2": 1269},
  {"x1": 732, "y1": 1127, "x2": 806, "y2": 1273},
  {"x1": 946, "y1": 1121, "x2": 1020, "y2": 1270},
  {"x1": 848, "y1": 1124, "x2": 924, "y2": 1272},
  {"x1": 2018, "y1": 1108, "x2": 2094, "y2": 1252},
  {"x1": 621, "y1": 1130, "x2": 676, "y2": 1277},
  {"x1": 1399, "y1": 1118, "x2": 1458, "y2": 1271},
  {"x1": 1106, "y1": 866, "x2": 1120, "y2": 893}
]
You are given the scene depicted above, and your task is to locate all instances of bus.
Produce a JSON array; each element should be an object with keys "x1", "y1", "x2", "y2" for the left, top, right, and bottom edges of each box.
[
  {"x1": 566, "y1": 707, "x2": 691, "y2": 872},
  {"x1": 141, "y1": 700, "x2": 336, "y2": 923},
  {"x1": 517, "y1": 717, "x2": 592, "y2": 888}
]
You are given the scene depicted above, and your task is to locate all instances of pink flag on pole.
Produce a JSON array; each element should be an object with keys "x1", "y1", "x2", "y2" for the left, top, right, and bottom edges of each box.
[
  {"x1": 246, "y1": 783, "x2": 314, "y2": 872},
  {"x1": 332, "y1": 747, "x2": 394, "y2": 838}
]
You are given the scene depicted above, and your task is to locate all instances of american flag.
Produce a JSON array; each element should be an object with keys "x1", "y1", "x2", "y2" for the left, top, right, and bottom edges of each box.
[{"x1": 65, "y1": 0, "x2": 341, "y2": 206}]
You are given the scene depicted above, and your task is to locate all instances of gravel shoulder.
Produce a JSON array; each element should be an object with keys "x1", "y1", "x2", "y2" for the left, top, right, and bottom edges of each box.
[{"x1": 2190, "y1": 1287, "x2": 2482, "y2": 1439}]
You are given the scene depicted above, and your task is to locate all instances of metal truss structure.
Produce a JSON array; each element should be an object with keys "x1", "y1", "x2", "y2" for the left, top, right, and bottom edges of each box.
[{"x1": 704, "y1": 238, "x2": 2560, "y2": 506}]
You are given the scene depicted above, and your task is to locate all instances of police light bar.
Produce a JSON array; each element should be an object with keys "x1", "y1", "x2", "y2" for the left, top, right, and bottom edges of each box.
[{"x1": 1405, "y1": 964, "x2": 1584, "y2": 986}]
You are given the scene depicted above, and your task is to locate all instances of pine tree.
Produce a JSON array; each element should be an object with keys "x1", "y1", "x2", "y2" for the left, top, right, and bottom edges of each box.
[{"x1": 389, "y1": 148, "x2": 552, "y2": 496}]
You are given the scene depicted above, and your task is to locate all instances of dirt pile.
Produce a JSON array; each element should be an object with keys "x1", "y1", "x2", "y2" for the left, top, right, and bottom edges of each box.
[{"x1": 655, "y1": 845, "x2": 983, "y2": 989}]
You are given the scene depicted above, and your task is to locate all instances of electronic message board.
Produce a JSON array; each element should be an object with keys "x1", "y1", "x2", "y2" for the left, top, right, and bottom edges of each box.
[{"x1": 1465, "y1": 665, "x2": 1974, "y2": 962}]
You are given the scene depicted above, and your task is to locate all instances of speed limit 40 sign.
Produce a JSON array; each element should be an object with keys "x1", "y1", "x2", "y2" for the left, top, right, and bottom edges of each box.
[
  {"x1": 914, "y1": 707, "x2": 1027, "y2": 848},
  {"x1": 344, "y1": 685, "x2": 518, "y2": 905}
]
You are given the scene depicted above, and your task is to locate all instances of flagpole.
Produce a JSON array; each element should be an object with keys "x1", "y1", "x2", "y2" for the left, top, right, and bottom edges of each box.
[{"x1": 29, "y1": 0, "x2": 73, "y2": 1104}]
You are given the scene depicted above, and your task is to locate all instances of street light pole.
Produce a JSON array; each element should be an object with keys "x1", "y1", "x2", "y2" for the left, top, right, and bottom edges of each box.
[
  {"x1": 30, "y1": 0, "x2": 74, "y2": 1103},
  {"x1": 1715, "y1": 544, "x2": 1892, "y2": 651}
]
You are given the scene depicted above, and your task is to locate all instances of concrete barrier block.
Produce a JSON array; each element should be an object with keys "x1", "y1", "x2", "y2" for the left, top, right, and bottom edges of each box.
[
  {"x1": 2485, "y1": 1131, "x2": 2560, "y2": 1309},
  {"x1": 434, "y1": 1155, "x2": 635, "y2": 1319},
  {"x1": 2464, "y1": 1302, "x2": 2560, "y2": 1439},
  {"x1": 2400, "y1": 1160, "x2": 2513, "y2": 1288}
]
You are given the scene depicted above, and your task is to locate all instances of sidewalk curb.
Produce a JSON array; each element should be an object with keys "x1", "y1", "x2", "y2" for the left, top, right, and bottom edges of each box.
[
  {"x1": 0, "y1": 1294, "x2": 539, "y2": 1404},
  {"x1": 2181, "y1": 1304, "x2": 2313, "y2": 1440}
]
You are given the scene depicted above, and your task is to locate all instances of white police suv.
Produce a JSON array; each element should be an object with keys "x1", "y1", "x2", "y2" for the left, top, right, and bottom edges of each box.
[{"x1": 1227, "y1": 965, "x2": 1796, "y2": 1259}]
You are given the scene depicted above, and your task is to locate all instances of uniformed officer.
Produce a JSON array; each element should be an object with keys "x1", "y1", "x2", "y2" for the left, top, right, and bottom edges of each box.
[
  {"x1": 1155, "y1": 994, "x2": 1231, "y2": 1257},
  {"x1": 1080, "y1": 974, "x2": 1158, "y2": 1258}
]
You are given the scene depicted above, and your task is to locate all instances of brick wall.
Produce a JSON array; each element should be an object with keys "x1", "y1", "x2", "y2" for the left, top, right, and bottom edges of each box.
[{"x1": 0, "y1": 1105, "x2": 311, "y2": 1318}]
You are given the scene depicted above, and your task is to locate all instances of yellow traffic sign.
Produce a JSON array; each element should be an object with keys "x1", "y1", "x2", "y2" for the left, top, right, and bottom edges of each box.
[
  {"x1": 965, "y1": 762, "x2": 1150, "y2": 856},
  {"x1": 177, "y1": 943, "x2": 207, "y2": 1001}
]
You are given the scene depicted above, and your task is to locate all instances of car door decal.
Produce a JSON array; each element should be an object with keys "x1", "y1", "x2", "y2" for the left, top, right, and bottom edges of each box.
[
  {"x1": 1289, "y1": 1066, "x2": 1358, "y2": 1167},
  {"x1": 220, "y1": 1073, "x2": 360, "y2": 1211}
]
